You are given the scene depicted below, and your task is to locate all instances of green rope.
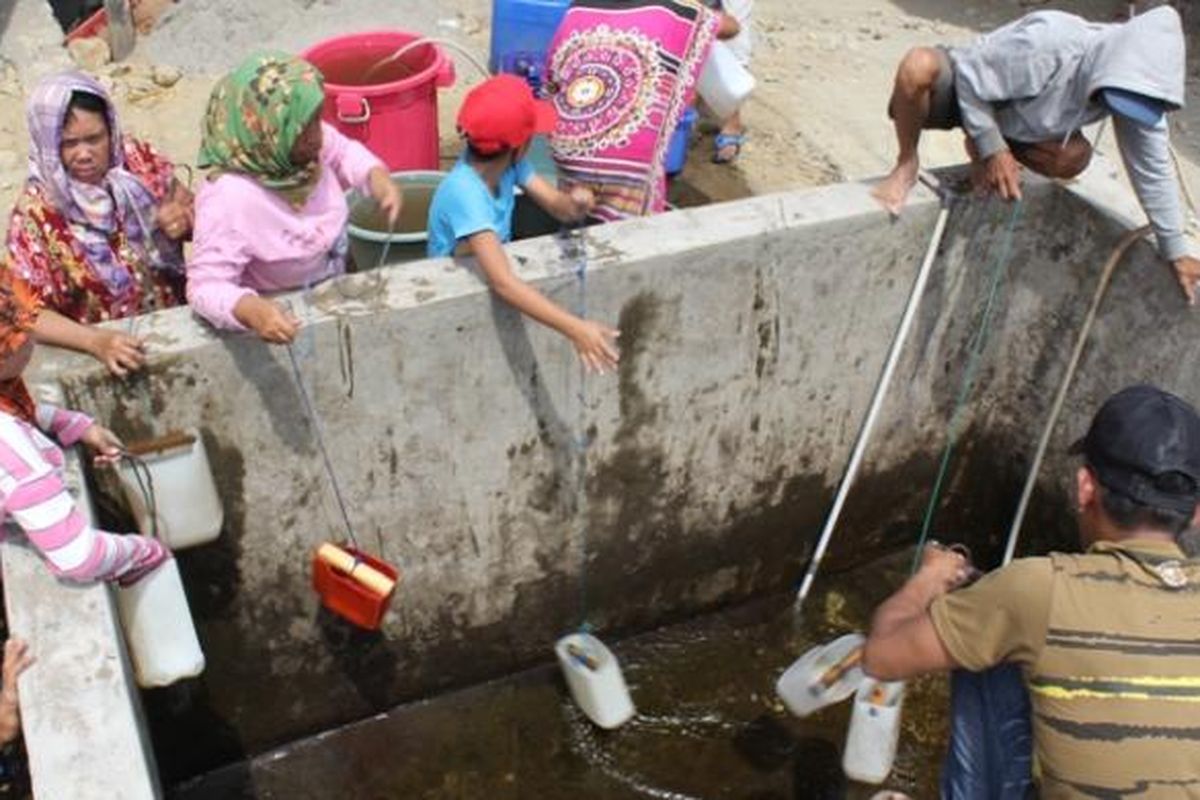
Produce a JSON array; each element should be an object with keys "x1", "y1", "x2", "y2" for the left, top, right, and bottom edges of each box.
[{"x1": 909, "y1": 199, "x2": 1024, "y2": 575}]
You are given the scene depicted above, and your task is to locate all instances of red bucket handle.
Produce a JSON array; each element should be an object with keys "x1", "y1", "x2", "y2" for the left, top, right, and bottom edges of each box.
[
  {"x1": 436, "y1": 56, "x2": 456, "y2": 89},
  {"x1": 336, "y1": 93, "x2": 371, "y2": 124}
]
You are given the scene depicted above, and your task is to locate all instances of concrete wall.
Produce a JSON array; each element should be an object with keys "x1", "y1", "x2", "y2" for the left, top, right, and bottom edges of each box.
[
  {"x1": 1, "y1": 390, "x2": 160, "y2": 800},
  {"x1": 15, "y1": 168, "x2": 1191, "y2": 786}
]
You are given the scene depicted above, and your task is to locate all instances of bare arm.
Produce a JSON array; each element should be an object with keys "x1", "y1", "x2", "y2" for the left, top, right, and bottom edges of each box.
[
  {"x1": 522, "y1": 175, "x2": 594, "y2": 223},
  {"x1": 0, "y1": 639, "x2": 33, "y2": 746},
  {"x1": 468, "y1": 231, "x2": 618, "y2": 373},
  {"x1": 33, "y1": 309, "x2": 146, "y2": 377},
  {"x1": 861, "y1": 545, "x2": 967, "y2": 680}
]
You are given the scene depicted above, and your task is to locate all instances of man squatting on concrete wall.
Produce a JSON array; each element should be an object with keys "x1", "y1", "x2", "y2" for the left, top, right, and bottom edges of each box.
[{"x1": 873, "y1": 6, "x2": 1200, "y2": 305}]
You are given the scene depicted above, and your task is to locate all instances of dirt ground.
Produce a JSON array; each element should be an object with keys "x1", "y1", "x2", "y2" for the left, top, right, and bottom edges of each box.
[{"x1": 0, "y1": 0, "x2": 1198, "y2": 238}]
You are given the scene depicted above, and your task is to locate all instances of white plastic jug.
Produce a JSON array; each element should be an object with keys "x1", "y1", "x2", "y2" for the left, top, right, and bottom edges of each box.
[
  {"x1": 119, "y1": 429, "x2": 223, "y2": 550},
  {"x1": 555, "y1": 633, "x2": 635, "y2": 729},
  {"x1": 117, "y1": 558, "x2": 206, "y2": 688},
  {"x1": 696, "y1": 40, "x2": 756, "y2": 121},
  {"x1": 842, "y1": 679, "x2": 905, "y2": 784},
  {"x1": 776, "y1": 633, "x2": 866, "y2": 718}
]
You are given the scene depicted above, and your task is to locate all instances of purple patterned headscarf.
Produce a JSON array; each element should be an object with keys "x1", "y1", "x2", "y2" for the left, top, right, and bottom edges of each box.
[{"x1": 25, "y1": 71, "x2": 174, "y2": 291}]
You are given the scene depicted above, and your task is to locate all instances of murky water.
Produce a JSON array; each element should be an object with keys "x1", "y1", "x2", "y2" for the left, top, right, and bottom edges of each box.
[{"x1": 172, "y1": 550, "x2": 949, "y2": 799}]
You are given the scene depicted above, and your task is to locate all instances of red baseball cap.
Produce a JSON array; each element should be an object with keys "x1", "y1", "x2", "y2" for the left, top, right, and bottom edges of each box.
[{"x1": 457, "y1": 75, "x2": 557, "y2": 155}]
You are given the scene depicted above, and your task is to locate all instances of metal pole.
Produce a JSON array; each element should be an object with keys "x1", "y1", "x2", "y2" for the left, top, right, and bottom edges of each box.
[{"x1": 795, "y1": 203, "x2": 952, "y2": 610}]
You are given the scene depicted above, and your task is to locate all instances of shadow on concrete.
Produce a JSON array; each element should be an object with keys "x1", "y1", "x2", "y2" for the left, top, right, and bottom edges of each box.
[
  {"x1": 486, "y1": 268, "x2": 580, "y2": 516},
  {"x1": 0, "y1": 4, "x2": 14, "y2": 45},
  {"x1": 224, "y1": 337, "x2": 316, "y2": 458}
]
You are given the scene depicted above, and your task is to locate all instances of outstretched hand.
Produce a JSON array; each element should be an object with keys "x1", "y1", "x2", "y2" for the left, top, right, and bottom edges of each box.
[
  {"x1": 570, "y1": 320, "x2": 620, "y2": 375},
  {"x1": 236, "y1": 296, "x2": 301, "y2": 344},
  {"x1": 979, "y1": 150, "x2": 1023, "y2": 202},
  {"x1": 80, "y1": 423, "x2": 125, "y2": 466},
  {"x1": 1172, "y1": 256, "x2": 1200, "y2": 306},
  {"x1": 916, "y1": 541, "x2": 976, "y2": 596},
  {"x1": 368, "y1": 167, "x2": 403, "y2": 227},
  {"x1": 89, "y1": 329, "x2": 146, "y2": 377},
  {"x1": 566, "y1": 187, "x2": 595, "y2": 221}
]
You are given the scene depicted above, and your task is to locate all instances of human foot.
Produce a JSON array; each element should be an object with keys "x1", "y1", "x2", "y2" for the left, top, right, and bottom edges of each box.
[
  {"x1": 872, "y1": 160, "x2": 919, "y2": 216},
  {"x1": 713, "y1": 132, "x2": 745, "y2": 164}
]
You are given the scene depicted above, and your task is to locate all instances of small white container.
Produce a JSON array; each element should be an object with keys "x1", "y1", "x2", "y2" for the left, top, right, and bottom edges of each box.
[
  {"x1": 697, "y1": 40, "x2": 756, "y2": 120},
  {"x1": 555, "y1": 633, "x2": 635, "y2": 729},
  {"x1": 776, "y1": 633, "x2": 865, "y2": 718},
  {"x1": 842, "y1": 679, "x2": 905, "y2": 784},
  {"x1": 116, "y1": 558, "x2": 206, "y2": 688},
  {"x1": 118, "y1": 429, "x2": 223, "y2": 551}
]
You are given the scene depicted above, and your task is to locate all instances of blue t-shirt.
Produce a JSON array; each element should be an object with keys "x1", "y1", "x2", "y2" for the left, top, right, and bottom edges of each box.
[{"x1": 426, "y1": 156, "x2": 535, "y2": 257}]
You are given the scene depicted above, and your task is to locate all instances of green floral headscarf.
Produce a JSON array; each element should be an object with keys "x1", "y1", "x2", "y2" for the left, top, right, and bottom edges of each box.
[{"x1": 198, "y1": 51, "x2": 326, "y2": 208}]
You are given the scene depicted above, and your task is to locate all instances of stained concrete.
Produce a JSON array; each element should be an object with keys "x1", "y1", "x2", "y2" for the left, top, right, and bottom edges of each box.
[{"x1": 15, "y1": 167, "x2": 1191, "y2": 790}]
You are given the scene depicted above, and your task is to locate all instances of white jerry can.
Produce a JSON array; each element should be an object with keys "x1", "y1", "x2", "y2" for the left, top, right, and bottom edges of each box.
[
  {"x1": 117, "y1": 558, "x2": 206, "y2": 688},
  {"x1": 555, "y1": 632, "x2": 635, "y2": 730},
  {"x1": 696, "y1": 39, "x2": 756, "y2": 120},
  {"x1": 118, "y1": 429, "x2": 223, "y2": 550},
  {"x1": 842, "y1": 678, "x2": 905, "y2": 784}
]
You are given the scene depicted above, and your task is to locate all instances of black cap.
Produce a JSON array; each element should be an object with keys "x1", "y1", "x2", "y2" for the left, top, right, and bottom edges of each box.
[{"x1": 1070, "y1": 385, "x2": 1200, "y2": 515}]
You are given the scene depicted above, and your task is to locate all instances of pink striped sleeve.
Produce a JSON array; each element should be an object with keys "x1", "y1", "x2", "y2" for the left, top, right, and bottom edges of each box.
[
  {"x1": 34, "y1": 403, "x2": 94, "y2": 447},
  {"x1": 0, "y1": 422, "x2": 169, "y2": 584}
]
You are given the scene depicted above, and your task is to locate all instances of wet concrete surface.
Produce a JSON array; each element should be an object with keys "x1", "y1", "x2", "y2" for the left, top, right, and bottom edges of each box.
[{"x1": 170, "y1": 550, "x2": 948, "y2": 800}]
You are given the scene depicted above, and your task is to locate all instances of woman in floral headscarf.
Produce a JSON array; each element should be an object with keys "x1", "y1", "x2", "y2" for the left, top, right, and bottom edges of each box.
[
  {"x1": 4, "y1": 71, "x2": 192, "y2": 376},
  {"x1": 0, "y1": 271, "x2": 167, "y2": 585},
  {"x1": 187, "y1": 51, "x2": 401, "y2": 343}
]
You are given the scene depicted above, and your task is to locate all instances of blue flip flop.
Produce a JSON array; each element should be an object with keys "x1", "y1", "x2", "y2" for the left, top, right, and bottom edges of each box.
[{"x1": 713, "y1": 132, "x2": 745, "y2": 164}]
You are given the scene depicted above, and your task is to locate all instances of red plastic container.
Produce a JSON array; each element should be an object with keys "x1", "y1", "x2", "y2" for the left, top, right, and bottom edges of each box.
[
  {"x1": 312, "y1": 544, "x2": 399, "y2": 630},
  {"x1": 302, "y1": 30, "x2": 455, "y2": 172},
  {"x1": 65, "y1": 8, "x2": 108, "y2": 43}
]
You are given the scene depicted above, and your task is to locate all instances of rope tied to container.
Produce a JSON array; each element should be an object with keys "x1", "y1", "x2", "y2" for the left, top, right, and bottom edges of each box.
[
  {"x1": 283, "y1": 296, "x2": 361, "y2": 551},
  {"x1": 910, "y1": 198, "x2": 1024, "y2": 573},
  {"x1": 565, "y1": 224, "x2": 594, "y2": 633},
  {"x1": 120, "y1": 450, "x2": 159, "y2": 540}
]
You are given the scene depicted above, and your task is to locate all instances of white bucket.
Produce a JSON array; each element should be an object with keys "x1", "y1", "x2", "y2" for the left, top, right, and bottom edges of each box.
[
  {"x1": 554, "y1": 632, "x2": 635, "y2": 729},
  {"x1": 116, "y1": 558, "x2": 206, "y2": 688},
  {"x1": 119, "y1": 429, "x2": 223, "y2": 550},
  {"x1": 843, "y1": 679, "x2": 905, "y2": 784},
  {"x1": 696, "y1": 40, "x2": 756, "y2": 121},
  {"x1": 776, "y1": 633, "x2": 865, "y2": 718}
]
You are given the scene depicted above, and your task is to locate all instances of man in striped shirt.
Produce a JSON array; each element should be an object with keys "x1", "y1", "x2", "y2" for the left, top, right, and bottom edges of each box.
[{"x1": 863, "y1": 385, "x2": 1200, "y2": 797}]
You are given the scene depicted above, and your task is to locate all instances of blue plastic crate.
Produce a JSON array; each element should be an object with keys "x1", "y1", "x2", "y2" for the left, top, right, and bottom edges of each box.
[{"x1": 488, "y1": 0, "x2": 571, "y2": 76}]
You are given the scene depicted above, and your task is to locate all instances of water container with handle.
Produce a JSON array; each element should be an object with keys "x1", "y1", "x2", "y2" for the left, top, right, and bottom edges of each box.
[
  {"x1": 489, "y1": 0, "x2": 571, "y2": 74},
  {"x1": 118, "y1": 429, "x2": 223, "y2": 551},
  {"x1": 696, "y1": 40, "x2": 756, "y2": 121},
  {"x1": 776, "y1": 633, "x2": 866, "y2": 717},
  {"x1": 842, "y1": 679, "x2": 906, "y2": 784},
  {"x1": 555, "y1": 632, "x2": 635, "y2": 729},
  {"x1": 117, "y1": 558, "x2": 206, "y2": 688},
  {"x1": 303, "y1": 31, "x2": 456, "y2": 172}
]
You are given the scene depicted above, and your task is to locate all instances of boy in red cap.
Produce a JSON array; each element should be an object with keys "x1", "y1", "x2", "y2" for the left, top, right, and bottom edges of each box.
[{"x1": 427, "y1": 75, "x2": 619, "y2": 374}]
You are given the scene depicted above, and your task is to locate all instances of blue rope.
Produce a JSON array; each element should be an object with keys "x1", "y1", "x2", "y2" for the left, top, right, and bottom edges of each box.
[
  {"x1": 568, "y1": 227, "x2": 594, "y2": 634},
  {"x1": 910, "y1": 199, "x2": 1023, "y2": 574}
]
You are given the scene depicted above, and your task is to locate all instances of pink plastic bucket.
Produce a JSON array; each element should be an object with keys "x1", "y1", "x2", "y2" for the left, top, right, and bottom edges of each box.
[{"x1": 302, "y1": 30, "x2": 456, "y2": 171}]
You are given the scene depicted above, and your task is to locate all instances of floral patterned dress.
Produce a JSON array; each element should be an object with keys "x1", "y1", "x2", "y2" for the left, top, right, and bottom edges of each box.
[{"x1": 4, "y1": 137, "x2": 186, "y2": 324}]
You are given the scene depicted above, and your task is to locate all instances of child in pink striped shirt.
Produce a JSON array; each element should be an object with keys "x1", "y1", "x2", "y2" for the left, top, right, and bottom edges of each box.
[{"x1": 0, "y1": 273, "x2": 167, "y2": 585}]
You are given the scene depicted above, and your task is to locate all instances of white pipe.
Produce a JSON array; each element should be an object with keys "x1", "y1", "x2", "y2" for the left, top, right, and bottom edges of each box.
[
  {"x1": 365, "y1": 37, "x2": 490, "y2": 83},
  {"x1": 1002, "y1": 224, "x2": 1151, "y2": 565},
  {"x1": 794, "y1": 203, "x2": 952, "y2": 610}
]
